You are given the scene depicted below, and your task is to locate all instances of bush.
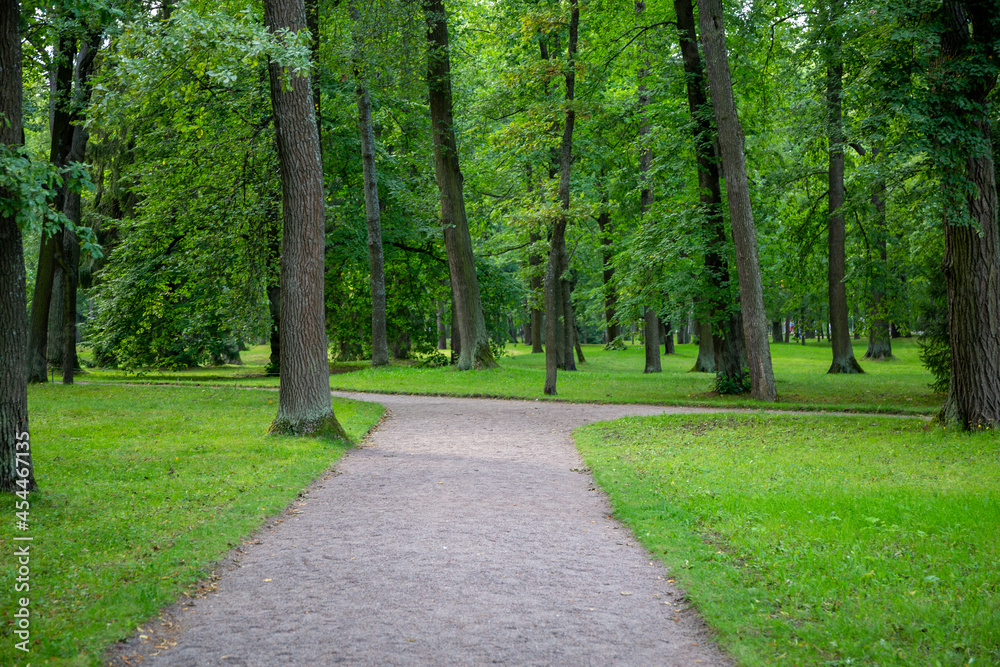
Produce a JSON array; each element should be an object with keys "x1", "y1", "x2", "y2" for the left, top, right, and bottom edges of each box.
[{"x1": 715, "y1": 369, "x2": 752, "y2": 395}]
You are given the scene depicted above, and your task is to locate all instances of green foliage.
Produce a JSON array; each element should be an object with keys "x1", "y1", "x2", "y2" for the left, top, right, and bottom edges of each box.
[
  {"x1": 576, "y1": 413, "x2": 1000, "y2": 666},
  {"x1": 714, "y1": 369, "x2": 751, "y2": 395},
  {"x1": 0, "y1": 146, "x2": 100, "y2": 253}
]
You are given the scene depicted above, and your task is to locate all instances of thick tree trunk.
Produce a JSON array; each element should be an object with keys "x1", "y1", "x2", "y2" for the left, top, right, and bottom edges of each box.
[
  {"x1": 543, "y1": 0, "x2": 578, "y2": 395},
  {"x1": 265, "y1": 0, "x2": 347, "y2": 439},
  {"x1": 937, "y1": 2, "x2": 1000, "y2": 429},
  {"x1": 825, "y1": 35, "x2": 863, "y2": 374},
  {"x1": 424, "y1": 0, "x2": 496, "y2": 370},
  {"x1": 355, "y1": 80, "x2": 389, "y2": 366},
  {"x1": 772, "y1": 319, "x2": 784, "y2": 343},
  {"x1": 697, "y1": 0, "x2": 777, "y2": 401},
  {"x1": 267, "y1": 284, "x2": 281, "y2": 374},
  {"x1": 784, "y1": 315, "x2": 790, "y2": 343},
  {"x1": 47, "y1": 263, "x2": 64, "y2": 366},
  {"x1": 676, "y1": 0, "x2": 743, "y2": 380},
  {"x1": 1, "y1": 0, "x2": 34, "y2": 492},
  {"x1": 643, "y1": 309, "x2": 661, "y2": 372}
]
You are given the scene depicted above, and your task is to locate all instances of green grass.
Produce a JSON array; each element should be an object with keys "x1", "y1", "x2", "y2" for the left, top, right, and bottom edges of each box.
[
  {"x1": 77, "y1": 337, "x2": 941, "y2": 415},
  {"x1": 0, "y1": 384, "x2": 383, "y2": 665},
  {"x1": 575, "y1": 413, "x2": 1000, "y2": 666}
]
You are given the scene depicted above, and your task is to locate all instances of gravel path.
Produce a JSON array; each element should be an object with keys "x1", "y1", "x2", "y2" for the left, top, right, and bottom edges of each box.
[{"x1": 137, "y1": 393, "x2": 733, "y2": 666}]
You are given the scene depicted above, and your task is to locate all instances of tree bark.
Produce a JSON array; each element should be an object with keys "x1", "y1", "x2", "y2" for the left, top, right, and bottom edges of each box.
[
  {"x1": 355, "y1": 78, "x2": 389, "y2": 366},
  {"x1": 772, "y1": 319, "x2": 784, "y2": 343},
  {"x1": 636, "y1": 0, "x2": 661, "y2": 374},
  {"x1": 865, "y1": 148, "x2": 893, "y2": 360},
  {"x1": 424, "y1": 0, "x2": 496, "y2": 370},
  {"x1": 597, "y1": 206, "x2": 619, "y2": 345},
  {"x1": 697, "y1": 0, "x2": 777, "y2": 401},
  {"x1": 562, "y1": 277, "x2": 577, "y2": 371},
  {"x1": 264, "y1": 0, "x2": 347, "y2": 439},
  {"x1": 27, "y1": 32, "x2": 76, "y2": 383},
  {"x1": 663, "y1": 320, "x2": 675, "y2": 354},
  {"x1": 825, "y1": 16, "x2": 863, "y2": 374},
  {"x1": 934, "y1": 2, "x2": 1000, "y2": 429},
  {"x1": 544, "y1": 0, "x2": 578, "y2": 395},
  {"x1": 676, "y1": 0, "x2": 744, "y2": 380},
  {"x1": 529, "y1": 229, "x2": 544, "y2": 352},
  {"x1": 0, "y1": 0, "x2": 34, "y2": 492}
]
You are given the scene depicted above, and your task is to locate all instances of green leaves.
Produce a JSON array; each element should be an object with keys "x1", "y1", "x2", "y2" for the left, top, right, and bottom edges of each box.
[{"x1": 0, "y1": 146, "x2": 100, "y2": 256}]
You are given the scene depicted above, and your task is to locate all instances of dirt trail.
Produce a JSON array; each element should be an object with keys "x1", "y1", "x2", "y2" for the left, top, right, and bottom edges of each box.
[{"x1": 136, "y1": 393, "x2": 733, "y2": 666}]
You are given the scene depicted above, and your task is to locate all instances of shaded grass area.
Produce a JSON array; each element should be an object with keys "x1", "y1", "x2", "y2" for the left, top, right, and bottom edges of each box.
[
  {"x1": 79, "y1": 338, "x2": 940, "y2": 415},
  {"x1": 576, "y1": 413, "x2": 1000, "y2": 666},
  {"x1": 0, "y1": 385, "x2": 383, "y2": 665}
]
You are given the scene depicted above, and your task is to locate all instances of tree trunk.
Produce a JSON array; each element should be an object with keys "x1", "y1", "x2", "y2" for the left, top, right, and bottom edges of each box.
[
  {"x1": 424, "y1": 0, "x2": 496, "y2": 370},
  {"x1": 543, "y1": 0, "x2": 578, "y2": 395},
  {"x1": 264, "y1": 0, "x2": 347, "y2": 439},
  {"x1": 825, "y1": 23, "x2": 863, "y2": 374},
  {"x1": 693, "y1": 317, "x2": 715, "y2": 372},
  {"x1": 437, "y1": 302, "x2": 447, "y2": 349},
  {"x1": 662, "y1": 320, "x2": 675, "y2": 355},
  {"x1": 58, "y1": 39, "x2": 98, "y2": 383},
  {"x1": 27, "y1": 33, "x2": 76, "y2": 383},
  {"x1": 575, "y1": 324, "x2": 587, "y2": 363},
  {"x1": 784, "y1": 315, "x2": 790, "y2": 343},
  {"x1": 562, "y1": 279, "x2": 577, "y2": 371},
  {"x1": 267, "y1": 284, "x2": 281, "y2": 374},
  {"x1": 865, "y1": 149, "x2": 892, "y2": 360},
  {"x1": 47, "y1": 263, "x2": 64, "y2": 366},
  {"x1": 637, "y1": 0, "x2": 660, "y2": 374},
  {"x1": 0, "y1": 0, "x2": 34, "y2": 492},
  {"x1": 529, "y1": 230, "x2": 544, "y2": 352},
  {"x1": 697, "y1": 0, "x2": 777, "y2": 401},
  {"x1": 597, "y1": 207, "x2": 619, "y2": 344},
  {"x1": 450, "y1": 289, "x2": 460, "y2": 364},
  {"x1": 772, "y1": 319, "x2": 783, "y2": 343},
  {"x1": 355, "y1": 79, "x2": 389, "y2": 366},
  {"x1": 676, "y1": 0, "x2": 743, "y2": 379},
  {"x1": 934, "y1": 2, "x2": 1000, "y2": 429}
]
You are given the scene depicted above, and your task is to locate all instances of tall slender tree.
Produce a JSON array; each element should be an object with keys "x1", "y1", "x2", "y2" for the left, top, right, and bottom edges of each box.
[
  {"x1": 544, "y1": 0, "x2": 579, "y2": 395},
  {"x1": 697, "y1": 0, "x2": 777, "y2": 401},
  {"x1": 424, "y1": 0, "x2": 497, "y2": 370},
  {"x1": 351, "y1": 9, "x2": 389, "y2": 367},
  {"x1": 1, "y1": 0, "x2": 34, "y2": 491},
  {"x1": 822, "y1": 0, "x2": 863, "y2": 374},
  {"x1": 636, "y1": 0, "x2": 661, "y2": 374},
  {"x1": 264, "y1": 0, "x2": 348, "y2": 438}
]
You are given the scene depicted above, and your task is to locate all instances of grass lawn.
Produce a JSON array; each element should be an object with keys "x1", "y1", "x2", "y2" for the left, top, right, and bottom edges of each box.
[
  {"x1": 576, "y1": 413, "x2": 1000, "y2": 666},
  {"x1": 78, "y1": 337, "x2": 941, "y2": 415},
  {"x1": 0, "y1": 384, "x2": 383, "y2": 665}
]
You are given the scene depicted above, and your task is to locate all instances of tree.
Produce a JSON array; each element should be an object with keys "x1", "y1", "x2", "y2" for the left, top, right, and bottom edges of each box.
[
  {"x1": 1, "y1": 0, "x2": 34, "y2": 492},
  {"x1": 929, "y1": 1, "x2": 1000, "y2": 429},
  {"x1": 544, "y1": 0, "x2": 579, "y2": 395},
  {"x1": 636, "y1": 0, "x2": 661, "y2": 375},
  {"x1": 697, "y1": 0, "x2": 777, "y2": 401},
  {"x1": 264, "y1": 0, "x2": 348, "y2": 438},
  {"x1": 423, "y1": 0, "x2": 497, "y2": 370},
  {"x1": 351, "y1": 8, "x2": 390, "y2": 367},
  {"x1": 822, "y1": 0, "x2": 863, "y2": 374},
  {"x1": 674, "y1": 0, "x2": 744, "y2": 384}
]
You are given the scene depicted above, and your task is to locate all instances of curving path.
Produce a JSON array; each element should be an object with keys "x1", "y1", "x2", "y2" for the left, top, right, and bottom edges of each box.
[{"x1": 135, "y1": 393, "x2": 733, "y2": 666}]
